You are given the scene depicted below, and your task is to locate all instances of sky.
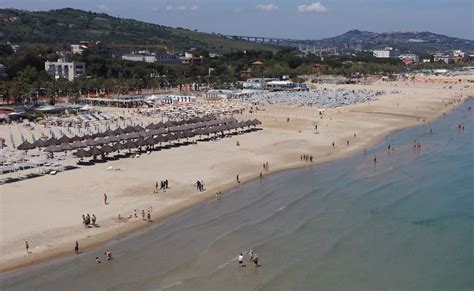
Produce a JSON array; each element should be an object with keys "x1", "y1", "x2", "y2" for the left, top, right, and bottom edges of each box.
[{"x1": 1, "y1": 0, "x2": 473, "y2": 40}]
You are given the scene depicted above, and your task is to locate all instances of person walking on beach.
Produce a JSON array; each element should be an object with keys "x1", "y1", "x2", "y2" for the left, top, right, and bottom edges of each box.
[
  {"x1": 134, "y1": 209, "x2": 138, "y2": 218},
  {"x1": 373, "y1": 154, "x2": 377, "y2": 163},
  {"x1": 142, "y1": 210, "x2": 146, "y2": 221},
  {"x1": 253, "y1": 253, "x2": 259, "y2": 267},
  {"x1": 25, "y1": 241, "x2": 30, "y2": 254},
  {"x1": 147, "y1": 210, "x2": 151, "y2": 222},
  {"x1": 238, "y1": 253, "x2": 244, "y2": 267},
  {"x1": 236, "y1": 174, "x2": 240, "y2": 183},
  {"x1": 91, "y1": 214, "x2": 96, "y2": 226},
  {"x1": 259, "y1": 172, "x2": 263, "y2": 180},
  {"x1": 75, "y1": 241, "x2": 79, "y2": 254},
  {"x1": 104, "y1": 193, "x2": 108, "y2": 205}
]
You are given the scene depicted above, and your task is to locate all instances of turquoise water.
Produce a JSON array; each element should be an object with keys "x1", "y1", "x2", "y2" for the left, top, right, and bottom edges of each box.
[{"x1": 1, "y1": 99, "x2": 472, "y2": 291}]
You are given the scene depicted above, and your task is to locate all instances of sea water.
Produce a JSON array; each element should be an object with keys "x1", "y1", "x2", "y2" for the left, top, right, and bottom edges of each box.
[{"x1": 1, "y1": 99, "x2": 472, "y2": 291}]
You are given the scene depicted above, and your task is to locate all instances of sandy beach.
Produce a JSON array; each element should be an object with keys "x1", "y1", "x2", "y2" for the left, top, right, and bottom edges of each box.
[{"x1": 0, "y1": 76, "x2": 472, "y2": 273}]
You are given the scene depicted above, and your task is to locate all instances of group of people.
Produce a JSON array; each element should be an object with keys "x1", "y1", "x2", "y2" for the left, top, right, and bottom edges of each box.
[
  {"x1": 196, "y1": 180, "x2": 205, "y2": 191},
  {"x1": 238, "y1": 250, "x2": 260, "y2": 267},
  {"x1": 300, "y1": 154, "x2": 313, "y2": 162},
  {"x1": 155, "y1": 180, "x2": 169, "y2": 192},
  {"x1": 127, "y1": 208, "x2": 153, "y2": 222},
  {"x1": 82, "y1": 213, "x2": 97, "y2": 228},
  {"x1": 96, "y1": 251, "x2": 113, "y2": 263},
  {"x1": 263, "y1": 162, "x2": 269, "y2": 171}
]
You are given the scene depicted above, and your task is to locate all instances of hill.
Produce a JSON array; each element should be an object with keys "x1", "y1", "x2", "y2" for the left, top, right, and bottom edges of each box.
[
  {"x1": 311, "y1": 30, "x2": 474, "y2": 53},
  {"x1": 0, "y1": 8, "x2": 272, "y2": 53}
]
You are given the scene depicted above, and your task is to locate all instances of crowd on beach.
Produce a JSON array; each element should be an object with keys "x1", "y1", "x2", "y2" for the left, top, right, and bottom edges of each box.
[{"x1": 246, "y1": 88, "x2": 388, "y2": 107}]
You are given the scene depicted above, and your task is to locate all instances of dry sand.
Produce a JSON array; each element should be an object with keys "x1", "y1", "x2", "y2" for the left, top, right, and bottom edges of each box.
[{"x1": 0, "y1": 77, "x2": 472, "y2": 273}]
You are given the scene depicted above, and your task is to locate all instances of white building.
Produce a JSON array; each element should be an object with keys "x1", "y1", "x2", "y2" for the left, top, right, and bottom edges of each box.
[
  {"x1": 44, "y1": 58, "x2": 86, "y2": 81},
  {"x1": 164, "y1": 95, "x2": 196, "y2": 104},
  {"x1": 122, "y1": 53, "x2": 157, "y2": 63},
  {"x1": 399, "y1": 54, "x2": 419, "y2": 64},
  {"x1": 373, "y1": 48, "x2": 400, "y2": 59}
]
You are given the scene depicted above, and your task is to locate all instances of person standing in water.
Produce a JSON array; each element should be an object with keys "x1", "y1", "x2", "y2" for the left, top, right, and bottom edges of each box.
[{"x1": 75, "y1": 241, "x2": 79, "y2": 254}]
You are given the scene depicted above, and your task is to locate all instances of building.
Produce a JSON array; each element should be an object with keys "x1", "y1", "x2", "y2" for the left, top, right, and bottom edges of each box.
[
  {"x1": 71, "y1": 41, "x2": 112, "y2": 56},
  {"x1": 164, "y1": 95, "x2": 196, "y2": 104},
  {"x1": 44, "y1": 59, "x2": 86, "y2": 81},
  {"x1": 242, "y1": 78, "x2": 277, "y2": 90},
  {"x1": 156, "y1": 53, "x2": 181, "y2": 65},
  {"x1": 434, "y1": 53, "x2": 452, "y2": 64},
  {"x1": 122, "y1": 52, "x2": 157, "y2": 63},
  {"x1": 373, "y1": 48, "x2": 400, "y2": 58},
  {"x1": 399, "y1": 54, "x2": 419, "y2": 65}
]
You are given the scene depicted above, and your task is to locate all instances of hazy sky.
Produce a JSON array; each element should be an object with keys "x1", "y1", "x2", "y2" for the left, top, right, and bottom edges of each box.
[{"x1": 1, "y1": 0, "x2": 473, "y2": 40}]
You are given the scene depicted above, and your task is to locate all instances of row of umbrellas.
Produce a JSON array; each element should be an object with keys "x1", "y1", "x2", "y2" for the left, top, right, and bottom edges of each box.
[{"x1": 16, "y1": 119, "x2": 262, "y2": 153}]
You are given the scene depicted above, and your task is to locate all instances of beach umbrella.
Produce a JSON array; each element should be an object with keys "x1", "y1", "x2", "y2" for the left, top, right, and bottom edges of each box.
[
  {"x1": 95, "y1": 137, "x2": 108, "y2": 145},
  {"x1": 70, "y1": 140, "x2": 86, "y2": 149},
  {"x1": 57, "y1": 143, "x2": 73, "y2": 152},
  {"x1": 146, "y1": 123, "x2": 156, "y2": 130},
  {"x1": 88, "y1": 146, "x2": 103, "y2": 156},
  {"x1": 134, "y1": 125, "x2": 145, "y2": 132},
  {"x1": 58, "y1": 135, "x2": 72, "y2": 143},
  {"x1": 118, "y1": 133, "x2": 131, "y2": 141},
  {"x1": 100, "y1": 144, "x2": 114, "y2": 154},
  {"x1": 44, "y1": 137, "x2": 61, "y2": 146},
  {"x1": 252, "y1": 118, "x2": 262, "y2": 125},
  {"x1": 123, "y1": 126, "x2": 135, "y2": 133},
  {"x1": 112, "y1": 143, "x2": 125, "y2": 151},
  {"x1": 123, "y1": 140, "x2": 137, "y2": 149},
  {"x1": 73, "y1": 149, "x2": 91, "y2": 158},
  {"x1": 33, "y1": 139, "x2": 46, "y2": 148},
  {"x1": 105, "y1": 136, "x2": 120, "y2": 143},
  {"x1": 144, "y1": 137, "x2": 156, "y2": 146},
  {"x1": 112, "y1": 127, "x2": 124, "y2": 135},
  {"x1": 17, "y1": 140, "x2": 35, "y2": 151},
  {"x1": 44, "y1": 145, "x2": 62, "y2": 153},
  {"x1": 83, "y1": 139, "x2": 100, "y2": 147}
]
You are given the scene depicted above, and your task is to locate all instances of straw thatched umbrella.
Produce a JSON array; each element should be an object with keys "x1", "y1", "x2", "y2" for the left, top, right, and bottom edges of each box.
[
  {"x1": 44, "y1": 137, "x2": 61, "y2": 147},
  {"x1": 74, "y1": 148, "x2": 91, "y2": 160},
  {"x1": 88, "y1": 146, "x2": 103, "y2": 157},
  {"x1": 123, "y1": 140, "x2": 137, "y2": 149},
  {"x1": 58, "y1": 135, "x2": 72, "y2": 143},
  {"x1": 70, "y1": 140, "x2": 86, "y2": 149},
  {"x1": 32, "y1": 139, "x2": 46, "y2": 148},
  {"x1": 83, "y1": 139, "x2": 99, "y2": 147},
  {"x1": 100, "y1": 144, "x2": 114, "y2": 154},
  {"x1": 45, "y1": 145, "x2": 62, "y2": 153},
  {"x1": 17, "y1": 140, "x2": 35, "y2": 151},
  {"x1": 58, "y1": 143, "x2": 73, "y2": 152}
]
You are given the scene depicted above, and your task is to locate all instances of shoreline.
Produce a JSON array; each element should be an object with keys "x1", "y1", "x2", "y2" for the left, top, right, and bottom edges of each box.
[{"x1": 1, "y1": 79, "x2": 472, "y2": 275}]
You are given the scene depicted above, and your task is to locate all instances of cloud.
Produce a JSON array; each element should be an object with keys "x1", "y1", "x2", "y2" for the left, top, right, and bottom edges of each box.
[
  {"x1": 256, "y1": 3, "x2": 279, "y2": 12},
  {"x1": 297, "y1": 2, "x2": 327, "y2": 13},
  {"x1": 97, "y1": 4, "x2": 109, "y2": 11},
  {"x1": 164, "y1": 4, "x2": 199, "y2": 11}
]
